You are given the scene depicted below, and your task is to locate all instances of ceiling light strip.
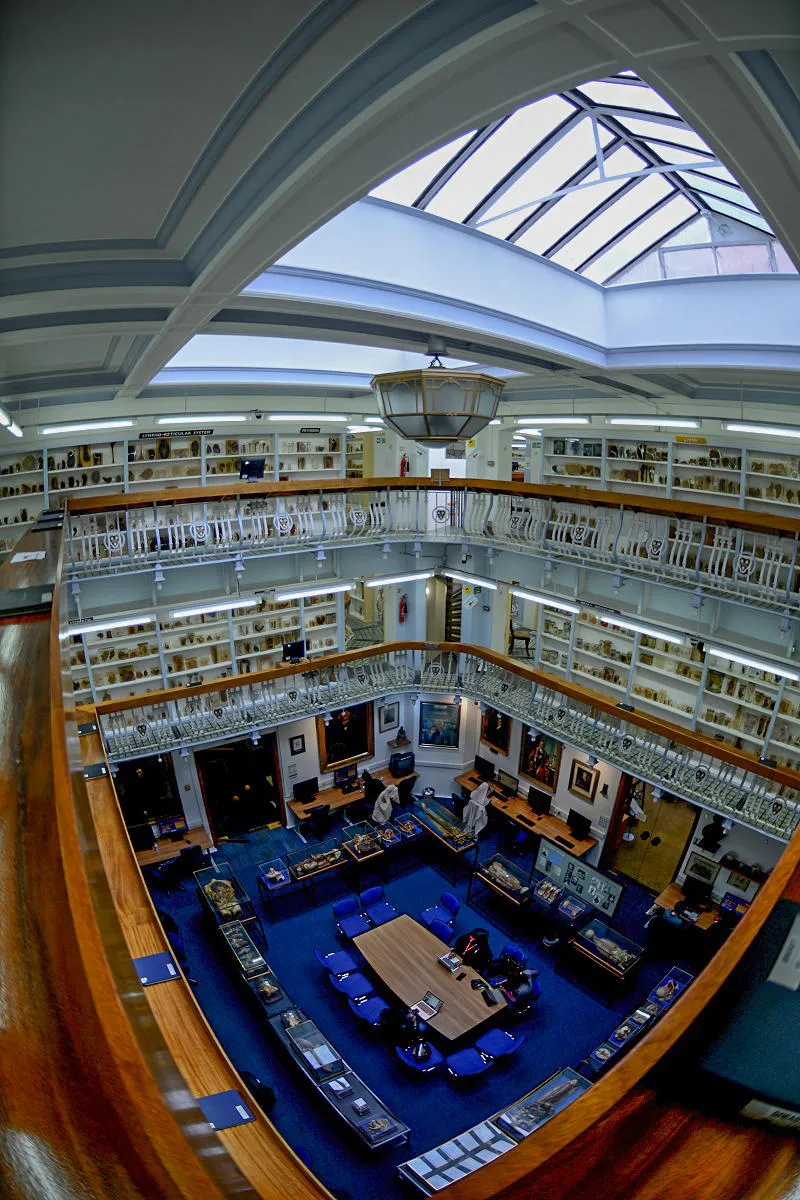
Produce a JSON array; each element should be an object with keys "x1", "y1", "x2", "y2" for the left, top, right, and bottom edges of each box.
[
  {"x1": 365, "y1": 571, "x2": 433, "y2": 587},
  {"x1": 510, "y1": 587, "x2": 579, "y2": 614},
  {"x1": 725, "y1": 423, "x2": 800, "y2": 440},
  {"x1": 514, "y1": 416, "x2": 589, "y2": 426},
  {"x1": 267, "y1": 414, "x2": 348, "y2": 423},
  {"x1": 705, "y1": 645, "x2": 799, "y2": 682},
  {"x1": 442, "y1": 570, "x2": 498, "y2": 591},
  {"x1": 606, "y1": 418, "x2": 699, "y2": 429},
  {"x1": 8, "y1": 423, "x2": 23, "y2": 439},
  {"x1": 598, "y1": 614, "x2": 684, "y2": 644},
  {"x1": 170, "y1": 597, "x2": 259, "y2": 619},
  {"x1": 41, "y1": 419, "x2": 136, "y2": 435},
  {"x1": 273, "y1": 581, "x2": 355, "y2": 602},
  {"x1": 157, "y1": 414, "x2": 248, "y2": 425},
  {"x1": 65, "y1": 614, "x2": 155, "y2": 637}
]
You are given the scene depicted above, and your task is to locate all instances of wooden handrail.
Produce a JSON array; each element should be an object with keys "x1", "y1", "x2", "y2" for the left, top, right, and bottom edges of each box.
[
  {"x1": 67, "y1": 476, "x2": 800, "y2": 539},
  {"x1": 94, "y1": 639, "x2": 800, "y2": 794}
]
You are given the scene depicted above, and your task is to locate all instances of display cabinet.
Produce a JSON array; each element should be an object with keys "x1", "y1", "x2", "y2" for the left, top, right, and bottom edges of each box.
[
  {"x1": 205, "y1": 436, "x2": 275, "y2": 480},
  {"x1": 194, "y1": 863, "x2": 257, "y2": 928},
  {"x1": 570, "y1": 918, "x2": 643, "y2": 981},
  {"x1": 393, "y1": 812, "x2": 425, "y2": 841},
  {"x1": 284, "y1": 1017, "x2": 346, "y2": 1082},
  {"x1": 469, "y1": 853, "x2": 532, "y2": 907},
  {"x1": 398, "y1": 1119, "x2": 517, "y2": 1193},
  {"x1": 341, "y1": 821, "x2": 383, "y2": 862},
  {"x1": 646, "y1": 966, "x2": 693, "y2": 1011},
  {"x1": 375, "y1": 823, "x2": 401, "y2": 849},
  {"x1": 286, "y1": 838, "x2": 345, "y2": 881},
  {"x1": 493, "y1": 1068, "x2": 592, "y2": 1140},
  {"x1": 277, "y1": 435, "x2": 343, "y2": 480},
  {"x1": 126, "y1": 434, "x2": 202, "y2": 490},
  {"x1": 0, "y1": 446, "x2": 46, "y2": 556},
  {"x1": 219, "y1": 920, "x2": 269, "y2": 980},
  {"x1": 415, "y1": 799, "x2": 475, "y2": 853},
  {"x1": 256, "y1": 857, "x2": 296, "y2": 921}
]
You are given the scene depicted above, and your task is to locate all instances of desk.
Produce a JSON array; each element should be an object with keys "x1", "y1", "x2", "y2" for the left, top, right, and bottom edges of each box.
[
  {"x1": 455, "y1": 775, "x2": 598, "y2": 858},
  {"x1": 654, "y1": 883, "x2": 720, "y2": 931},
  {"x1": 288, "y1": 768, "x2": 417, "y2": 820},
  {"x1": 135, "y1": 826, "x2": 212, "y2": 868},
  {"x1": 354, "y1": 914, "x2": 505, "y2": 1040}
]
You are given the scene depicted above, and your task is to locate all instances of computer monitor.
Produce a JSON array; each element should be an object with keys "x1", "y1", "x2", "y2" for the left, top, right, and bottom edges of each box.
[
  {"x1": 128, "y1": 822, "x2": 156, "y2": 853},
  {"x1": 239, "y1": 458, "x2": 265, "y2": 481},
  {"x1": 567, "y1": 808, "x2": 592, "y2": 840},
  {"x1": 293, "y1": 776, "x2": 319, "y2": 803},
  {"x1": 527, "y1": 787, "x2": 551, "y2": 816},
  {"x1": 497, "y1": 770, "x2": 518, "y2": 798},
  {"x1": 334, "y1": 764, "x2": 357, "y2": 787},
  {"x1": 682, "y1": 875, "x2": 713, "y2": 907},
  {"x1": 282, "y1": 638, "x2": 306, "y2": 662},
  {"x1": 474, "y1": 754, "x2": 495, "y2": 782}
]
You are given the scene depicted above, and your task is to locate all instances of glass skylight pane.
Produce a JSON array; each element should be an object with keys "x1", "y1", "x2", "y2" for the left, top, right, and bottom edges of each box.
[
  {"x1": 550, "y1": 173, "x2": 672, "y2": 270},
  {"x1": 702, "y1": 197, "x2": 772, "y2": 234},
  {"x1": 617, "y1": 115, "x2": 714, "y2": 154},
  {"x1": 584, "y1": 194, "x2": 695, "y2": 281},
  {"x1": 475, "y1": 116, "x2": 614, "y2": 237},
  {"x1": 678, "y1": 171, "x2": 757, "y2": 211},
  {"x1": 579, "y1": 80, "x2": 680, "y2": 117},
  {"x1": 515, "y1": 145, "x2": 643, "y2": 254},
  {"x1": 774, "y1": 244, "x2": 799, "y2": 274},
  {"x1": 662, "y1": 246, "x2": 717, "y2": 278},
  {"x1": 662, "y1": 215, "x2": 710, "y2": 245},
  {"x1": 692, "y1": 162, "x2": 739, "y2": 185},
  {"x1": 426, "y1": 95, "x2": 575, "y2": 222},
  {"x1": 370, "y1": 131, "x2": 475, "y2": 205},
  {"x1": 716, "y1": 244, "x2": 772, "y2": 275},
  {"x1": 647, "y1": 142, "x2": 715, "y2": 166}
]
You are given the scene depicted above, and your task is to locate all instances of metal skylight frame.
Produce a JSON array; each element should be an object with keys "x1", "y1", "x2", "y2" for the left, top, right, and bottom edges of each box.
[{"x1": 372, "y1": 71, "x2": 776, "y2": 284}]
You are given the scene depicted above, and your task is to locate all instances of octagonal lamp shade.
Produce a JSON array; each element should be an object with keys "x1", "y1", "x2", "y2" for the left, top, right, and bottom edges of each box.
[{"x1": 371, "y1": 368, "x2": 505, "y2": 448}]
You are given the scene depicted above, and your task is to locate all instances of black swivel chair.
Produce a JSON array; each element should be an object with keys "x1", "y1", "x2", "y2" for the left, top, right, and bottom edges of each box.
[
  {"x1": 397, "y1": 775, "x2": 418, "y2": 808},
  {"x1": 302, "y1": 803, "x2": 331, "y2": 841}
]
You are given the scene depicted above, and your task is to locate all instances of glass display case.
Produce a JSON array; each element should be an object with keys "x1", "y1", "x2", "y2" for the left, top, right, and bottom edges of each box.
[
  {"x1": 571, "y1": 918, "x2": 643, "y2": 980},
  {"x1": 341, "y1": 821, "x2": 383, "y2": 861},
  {"x1": 398, "y1": 1121, "x2": 517, "y2": 1194},
  {"x1": 646, "y1": 966, "x2": 693, "y2": 1011},
  {"x1": 250, "y1": 968, "x2": 284, "y2": 1010},
  {"x1": 375, "y1": 823, "x2": 401, "y2": 849},
  {"x1": 493, "y1": 1068, "x2": 592, "y2": 1140},
  {"x1": 531, "y1": 875, "x2": 564, "y2": 908},
  {"x1": 194, "y1": 862, "x2": 256, "y2": 926},
  {"x1": 472, "y1": 853, "x2": 532, "y2": 905},
  {"x1": 219, "y1": 920, "x2": 269, "y2": 980},
  {"x1": 286, "y1": 838, "x2": 345, "y2": 881},
  {"x1": 285, "y1": 1018, "x2": 346, "y2": 1082},
  {"x1": 555, "y1": 892, "x2": 593, "y2": 927},
  {"x1": 393, "y1": 812, "x2": 424, "y2": 840},
  {"x1": 257, "y1": 857, "x2": 292, "y2": 891},
  {"x1": 415, "y1": 798, "x2": 476, "y2": 852}
]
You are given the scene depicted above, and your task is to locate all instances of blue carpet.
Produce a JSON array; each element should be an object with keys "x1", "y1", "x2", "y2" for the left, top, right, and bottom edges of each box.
[{"x1": 151, "y1": 820, "x2": 694, "y2": 1200}]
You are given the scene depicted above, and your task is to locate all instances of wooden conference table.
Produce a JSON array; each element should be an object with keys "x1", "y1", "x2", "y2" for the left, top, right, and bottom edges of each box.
[
  {"x1": 456, "y1": 771, "x2": 598, "y2": 858},
  {"x1": 134, "y1": 826, "x2": 213, "y2": 868},
  {"x1": 354, "y1": 914, "x2": 506, "y2": 1040},
  {"x1": 288, "y1": 767, "x2": 417, "y2": 820}
]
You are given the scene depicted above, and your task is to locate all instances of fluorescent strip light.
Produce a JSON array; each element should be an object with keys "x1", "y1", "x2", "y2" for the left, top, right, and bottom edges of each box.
[
  {"x1": 365, "y1": 571, "x2": 432, "y2": 587},
  {"x1": 442, "y1": 570, "x2": 498, "y2": 591},
  {"x1": 515, "y1": 416, "x2": 589, "y2": 426},
  {"x1": 606, "y1": 418, "x2": 699, "y2": 429},
  {"x1": 65, "y1": 614, "x2": 155, "y2": 637},
  {"x1": 510, "y1": 587, "x2": 579, "y2": 614},
  {"x1": 157, "y1": 414, "x2": 247, "y2": 425},
  {"x1": 364, "y1": 417, "x2": 384, "y2": 425},
  {"x1": 598, "y1": 615, "x2": 684, "y2": 645},
  {"x1": 706, "y1": 645, "x2": 799, "y2": 682},
  {"x1": 517, "y1": 429, "x2": 542, "y2": 437},
  {"x1": 170, "y1": 597, "x2": 258, "y2": 619},
  {"x1": 489, "y1": 419, "x2": 502, "y2": 426},
  {"x1": 268, "y1": 413, "x2": 348, "y2": 423},
  {"x1": 0, "y1": 408, "x2": 12, "y2": 428},
  {"x1": 41, "y1": 419, "x2": 135, "y2": 436},
  {"x1": 273, "y1": 581, "x2": 355, "y2": 603},
  {"x1": 8, "y1": 423, "x2": 23, "y2": 439},
  {"x1": 725, "y1": 423, "x2": 800, "y2": 440},
  {"x1": 347, "y1": 425, "x2": 373, "y2": 434}
]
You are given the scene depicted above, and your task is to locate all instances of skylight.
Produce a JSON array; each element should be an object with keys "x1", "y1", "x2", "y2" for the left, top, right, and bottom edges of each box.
[{"x1": 370, "y1": 72, "x2": 790, "y2": 285}]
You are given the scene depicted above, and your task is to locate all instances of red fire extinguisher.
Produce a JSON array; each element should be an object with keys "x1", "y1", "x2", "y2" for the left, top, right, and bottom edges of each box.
[
  {"x1": 400, "y1": 452, "x2": 409, "y2": 477},
  {"x1": 398, "y1": 592, "x2": 408, "y2": 624}
]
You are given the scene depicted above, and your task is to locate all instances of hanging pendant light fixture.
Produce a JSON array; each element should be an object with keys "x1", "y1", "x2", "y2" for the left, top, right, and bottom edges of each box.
[{"x1": 371, "y1": 337, "x2": 505, "y2": 448}]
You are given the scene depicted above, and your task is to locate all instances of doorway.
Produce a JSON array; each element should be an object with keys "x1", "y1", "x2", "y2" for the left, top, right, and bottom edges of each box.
[
  {"x1": 116, "y1": 754, "x2": 180, "y2": 828},
  {"x1": 610, "y1": 779, "x2": 700, "y2": 894},
  {"x1": 194, "y1": 734, "x2": 283, "y2": 841}
]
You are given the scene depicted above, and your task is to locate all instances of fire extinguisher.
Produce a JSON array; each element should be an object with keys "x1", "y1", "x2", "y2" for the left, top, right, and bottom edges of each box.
[
  {"x1": 400, "y1": 452, "x2": 409, "y2": 477},
  {"x1": 398, "y1": 592, "x2": 408, "y2": 624}
]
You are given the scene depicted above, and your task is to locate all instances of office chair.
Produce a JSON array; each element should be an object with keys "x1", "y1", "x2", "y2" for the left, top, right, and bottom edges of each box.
[
  {"x1": 314, "y1": 946, "x2": 359, "y2": 977},
  {"x1": 396, "y1": 776, "x2": 417, "y2": 808},
  {"x1": 347, "y1": 995, "x2": 390, "y2": 1027},
  {"x1": 420, "y1": 891, "x2": 460, "y2": 929},
  {"x1": 395, "y1": 1041, "x2": 444, "y2": 1074},
  {"x1": 360, "y1": 886, "x2": 398, "y2": 927},
  {"x1": 302, "y1": 803, "x2": 331, "y2": 841},
  {"x1": 428, "y1": 918, "x2": 454, "y2": 945},
  {"x1": 332, "y1": 897, "x2": 370, "y2": 939},
  {"x1": 179, "y1": 843, "x2": 208, "y2": 873},
  {"x1": 446, "y1": 1046, "x2": 495, "y2": 1079},
  {"x1": 166, "y1": 930, "x2": 197, "y2": 986},
  {"x1": 475, "y1": 1028, "x2": 526, "y2": 1060}
]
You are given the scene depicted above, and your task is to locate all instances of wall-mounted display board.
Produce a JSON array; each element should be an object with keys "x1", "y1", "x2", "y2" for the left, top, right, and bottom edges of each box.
[{"x1": 536, "y1": 838, "x2": 623, "y2": 918}]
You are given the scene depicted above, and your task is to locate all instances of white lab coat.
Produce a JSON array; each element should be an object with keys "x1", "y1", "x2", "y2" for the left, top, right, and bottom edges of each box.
[
  {"x1": 372, "y1": 784, "x2": 399, "y2": 826},
  {"x1": 463, "y1": 781, "x2": 491, "y2": 836}
]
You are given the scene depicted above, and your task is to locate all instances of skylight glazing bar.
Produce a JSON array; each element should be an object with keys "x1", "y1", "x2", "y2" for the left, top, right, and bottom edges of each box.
[
  {"x1": 604, "y1": 214, "x2": 699, "y2": 284},
  {"x1": 576, "y1": 191, "x2": 688, "y2": 275},
  {"x1": 414, "y1": 121, "x2": 502, "y2": 209}
]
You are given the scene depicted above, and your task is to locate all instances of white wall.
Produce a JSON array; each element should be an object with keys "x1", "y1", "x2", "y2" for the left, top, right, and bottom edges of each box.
[
  {"x1": 676, "y1": 814, "x2": 783, "y2": 903},
  {"x1": 169, "y1": 748, "x2": 210, "y2": 833}
]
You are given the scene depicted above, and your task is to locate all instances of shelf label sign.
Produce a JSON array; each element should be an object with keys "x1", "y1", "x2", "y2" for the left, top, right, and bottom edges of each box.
[
  {"x1": 675, "y1": 435, "x2": 707, "y2": 444},
  {"x1": 299, "y1": 427, "x2": 321, "y2": 434},
  {"x1": 138, "y1": 430, "x2": 213, "y2": 438}
]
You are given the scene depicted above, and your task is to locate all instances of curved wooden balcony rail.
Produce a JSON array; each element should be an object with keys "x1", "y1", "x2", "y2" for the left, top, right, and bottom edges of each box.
[
  {"x1": 4, "y1": 522, "x2": 799, "y2": 1200},
  {"x1": 65, "y1": 478, "x2": 800, "y2": 616},
  {"x1": 95, "y1": 640, "x2": 800, "y2": 841}
]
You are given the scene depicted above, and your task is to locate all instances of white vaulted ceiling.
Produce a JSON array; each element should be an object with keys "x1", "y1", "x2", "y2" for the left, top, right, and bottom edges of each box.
[{"x1": 1, "y1": 0, "x2": 799, "y2": 432}]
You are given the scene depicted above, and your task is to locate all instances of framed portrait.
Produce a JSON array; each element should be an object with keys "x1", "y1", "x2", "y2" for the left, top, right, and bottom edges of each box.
[
  {"x1": 418, "y1": 700, "x2": 461, "y2": 748},
  {"x1": 481, "y1": 706, "x2": 510, "y2": 754},
  {"x1": 316, "y1": 702, "x2": 374, "y2": 771},
  {"x1": 518, "y1": 728, "x2": 562, "y2": 794},
  {"x1": 378, "y1": 701, "x2": 400, "y2": 734},
  {"x1": 569, "y1": 759, "x2": 599, "y2": 803},
  {"x1": 684, "y1": 851, "x2": 720, "y2": 885},
  {"x1": 289, "y1": 734, "x2": 305, "y2": 756}
]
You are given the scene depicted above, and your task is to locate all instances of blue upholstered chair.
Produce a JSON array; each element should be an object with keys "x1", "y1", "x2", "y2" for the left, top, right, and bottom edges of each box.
[
  {"x1": 420, "y1": 891, "x2": 460, "y2": 929},
  {"x1": 347, "y1": 995, "x2": 390, "y2": 1026},
  {"x1": 360, "y1": 886, "x2": 398, "y2": 927},
  {"x1": 486, "y1": 943, "x2": 528, "y2": 985},
  {"x1": 445, "y1": 1046, "x2": 494, "y2": 1079},
  {"x1": 395, "y1": 1042, "x2": 444, "y2": 1074},
  {"x1": 428, "y1": 918, "x2": 454, "y2": 945},
  {"x1": 314, "y1": 946, "x2": 358, "y2": 977},
  {"x1": 475, "y1": 1028, "x2": 526, "y2": 1060},
  {"x1": 333, "y1": 897, "x2": 370, "y2": 939},
  {"x1": 329, "y1": 971, "x2": 374, "y2": 1001}
]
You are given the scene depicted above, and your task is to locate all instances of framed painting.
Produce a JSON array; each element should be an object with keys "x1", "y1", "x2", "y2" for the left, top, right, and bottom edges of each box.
[
  {"x1": 481, "y1": 706, "x2": 511, "y2": 755},
  {"x1": 684, "y1": 851, "x2": 720, "y2": 885},
  {"x1": 569, "y1": 759, "x2": 599, "y2": 803},
  {"x1": 378, "y1": 701, "x2": 400, "y2": 733},
  {"x1": 418, "y1": 700, "x2": 461, "y2": 748},
  {"x1": 316, "y1": 702, "x2": 374, "y2": 771},
  {"x1": 518, "y1": 728, "x2": 562, "y2": 794},
  {"x1": 289, "y1": 734, "x2": 305, "y2": 756}
]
